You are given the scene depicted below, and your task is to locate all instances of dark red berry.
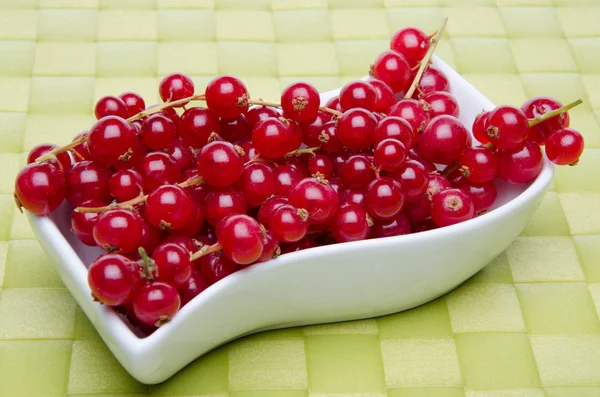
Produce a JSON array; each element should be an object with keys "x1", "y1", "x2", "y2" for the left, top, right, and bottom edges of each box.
[
  {"x1": 455, "y1": 178, "x2": 497, "y2": 214},
  {"x1": 88, "y1": 254, "x2": 140, "y2": 306},
  {"x1": 370, "y1": 213, "x2": 410, "y2": 238},
  {"x1": 94, "y1": 96, "x2": 127, "y2": 120}
]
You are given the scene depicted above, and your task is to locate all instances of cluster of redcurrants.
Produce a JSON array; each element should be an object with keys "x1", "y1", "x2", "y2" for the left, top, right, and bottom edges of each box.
[{"x1": 13, "y1": 25, "x2": 584, "y2": 330}]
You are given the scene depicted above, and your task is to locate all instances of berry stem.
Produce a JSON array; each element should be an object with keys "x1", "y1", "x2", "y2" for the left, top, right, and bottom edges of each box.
[
  {"x1": 35, "y1": 134, "x2": 88, "y2": 164},
  {"x1": 319, "y1": 106, "x2": 343, "y2": 118},
  {"x1": 285, "y1": 146, "x2": 321, "y2": 157},
  {"x1": 404, "y1": 17, "x2": 448, "y2": 99},
  {"x1": 247, "y1": 98, "x2": 343, "y2": 118},
  {"x1": 137, "y1": 247, "x2": 156, "y2": 281},
  {"x1": 442, "y1": 162, "x2": 459, "y2": 177},
  {"x1": 127, "y1": 94, "x2": 206, "y2": 122},
  {"x1": 527, "y1": 99, "x2": 582, "y2": 127},
  {"x1": 189, "y1": 242, "x2": 222, "y2": 261}
]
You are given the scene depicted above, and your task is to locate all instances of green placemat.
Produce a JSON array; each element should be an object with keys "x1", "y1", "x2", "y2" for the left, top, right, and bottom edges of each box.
[{"x1": 1, "y1": 0, "x2": 600, "y2": 396}]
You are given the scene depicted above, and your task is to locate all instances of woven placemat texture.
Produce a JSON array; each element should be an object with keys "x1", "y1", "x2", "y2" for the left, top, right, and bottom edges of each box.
[{"x1": 0, "y1": 0, "x2": 600, "y2": 396}]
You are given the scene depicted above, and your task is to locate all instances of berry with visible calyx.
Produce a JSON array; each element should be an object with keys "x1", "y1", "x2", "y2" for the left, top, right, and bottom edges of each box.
[
  {"x1": 486, "y1": 105, "x2": 528, "y2": 150},
  {"x1": 281, "y1": 82, "x2": 320, "y2": 123},
  {"x1": 421, "y1": 91, "x2": 459, "y2": 118},
  {"x1": 430, "y1": 188, "x2": 475, "y2": 227},
  {"x1": 93, "y1": 209, "x2": 143, "y2": 253},
  {"x1": 545, "y1": 128, "x2": 584, "y2": 166},
  {"x1": 318, "y1": 121, "x2": 344, "y2": 153},
  {"x1": 197, "y1": 141, "x2": 244, "y2": 187},
  {"x1": 178, "y1": 107, "x2": 219, "y2": 148},
  {"x1": 252, "y1": 117, "x2": 295, "y2": 159},
  {"x1": 374, "y1": 138, "x2": 407, "y2": 171},
  {"x1": 499, "y1": 140, "x2": 543, "y2": 184},
  {"x1": 420, "y1": 115, "x2": 469, "y2": 165},
  {"x1": 454, "y1": 178, "x2": 497, "y2": 214},
  {"x1": 390, "y1": 26, "x2": 430, "y2": 67},
  {"x1": 14, "y1": 162, "x2": 65, "y2": 216},
  {"x1": 133, "y1": 282, "x2": 181, "y2": 327},
  {"x1": 300, "y1": 111, "x2": 330, "y2": 147},
  {"x1": 269, "y1": 204, "x2": 309, "y2": 243},
  {"x1": 472, "y1": 110, "x2": 490, "y2": 144},
  {"x1": 95, "y1": 96, "x2": 128, "y2": 120},
  {"x1": 205, "y1": 75, "x2": 249, "y2": 119},
  {"x1": 217, "y1": 214, "x2": 263, "y2": 265},
  {"x1": 521, "y1": 96, "x2": 570, "y2": 144},
  {"x1": 145, "y1": 185, "x2": 194, "y2": 231},
  {"x1": 288, "y1": 177, "x2": 339, "y2": 225},
  {"x1": 159, "y1": 72, "x2": 194, "y2": 104},
  {"x1": 459, "y1": 146, "x2": 499, "y2": 183},
  {"x1": 119, "y1": 92, "x2": 145, "y2": 119},
  {"x1": 388, "y1": 99, "x2": 430, "y2": 136},
  {"x1": 88, "y1": 254, "x2": 140, "y2": 306},
  {"x1": 337, "y1": 109, "x2": 378, "y2": 150},
  {"x1": 258, "y1": 196, "x2": 288, "y2": 226},
  {"x1": 331, "y1": 203, "x2": 371, "y2": 243},
  {"x1": 307, "y1": 154, "x2": 334, "y2": 179},
  {"x1": 426, "y1": 173, "x2": 451, "y2": 199},
  {"x1": 339, "y1": 80, "x2": 378, "y2": 112},
  {"x1": 88, "y1": 116, "x2": 137, "y2": 168},
  {"x1": 257, "y1": 230, "x2": 280, "y2": 263},
  {"x1": 365, "y1": 177, "x2": 405, "y2": 220},
  {"x1": 371, "y1": 50, "x2": 411, "y2": 93}
]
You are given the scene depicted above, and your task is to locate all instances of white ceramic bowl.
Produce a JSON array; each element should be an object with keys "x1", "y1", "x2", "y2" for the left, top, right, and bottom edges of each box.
[{"x1": 28, "y1": 56, "x2": 553, "y2": 384}]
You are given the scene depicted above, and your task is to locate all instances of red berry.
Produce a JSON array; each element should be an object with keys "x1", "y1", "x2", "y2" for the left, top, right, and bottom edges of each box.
[
  {"x1": 71, "y1": 199, "x2": 103, "y2": 246},
  {"x1": 403, "y1": 194, "x2": 430, "y2": 224},
  {"x1": 178, "y1": 202, "x2": 205, "y2": 237},
  {"x1": 140, "y1": 114, "x2": 177, "y2": 150},
  {"x1": 152, "y1": 243, "x2": 193, "y2": 287},
  {"x1": 161, "y1": 107, "x2": 180, "y2": 127},
  {"x1": 455, "y1": 178, "x2": 497, "y2": 214},
  {"x1": 373, "y1": 117, "x2": 415, "y2": 150},
  {"x1": 179, "y1": 107, "x2": 219, "y2": 148},
  {"x1": 199, "y1": 252, "x2": 237, "y2": 283},
  {"x1": 337, "y1": 109, "x2": 377, "y2": 150},
  {"x1": 420, "y1": 115, "x2": 469, "y2": 165},
  {"x1": 145, "y1": 185, "x2": 194, "y2": 230},
  {"x1": 133, "y1": 282, "x2": 181, "y2": 326},
  {"x1": 219, "y1": 114, "x2": 250, "y2": 143},
  {"x1": 236, "y1": 162, "x2": 276, "y2": 207},
  {"x1": 521, "y1": 96, "x2": 570, "y2": 144},
  {"x1": 109, "y1": 169, "x2": 143, "y2": 202},
  {"x1": 119, "y1": 92, "x2": 145, "y2": 119},
  {"x1": 197, "y1": 141, "x2": 244, "y2": 187},
  {"x1": 257, "y1": 230, "x2": 280, "y2": 263},
  {"x1": 93, "y1": 209, "x2": 143, "y2": 253},
  {"x1": 14, "y1": 162, "x2": 65, "y2": 216},
  {"x1": 88, "y1": 116, "x2": 137, "y2": 168},
  {"x1": 419, "y1": 67, "x2": 449, "y2": 94},
  {"x1": 390, "y1": 27, "x2": 430, "y2": 67},
  {"x1": 288, "y1": 177, "x2": 339, "y2": 225},
  {"x1": 370, "y1": 213, "x2": 410, "y2": 238},
  {"x1": 280, "y1": 236, "x2": 314, "y2": 254},
  {"x1": 216, "y1": 214, "x2": 263, "y2": 265},
  {"x1": 159, "y1": 72, "x2": 194, "y2": 104},
  {"x1": 472, "y1": 111, "x2": 491, "y2": 144},
  {"x1": 137, "y1": 152, "x2": 181, "y2": 193},
  {"x1": 330, "y1": 203, "x2": 370, "y2": 243},
  {"x1": 499, "y1": 140, "x2": 543, "y2": 184},
  {"x1": 205, "y1": 75, "x2": 249, "y2": 119},
  {"x1": 390, "y1": 160, "x2": 429, "y2": 202},
  {"x1": 138, "y1": 217, "x2": 161, "y2": 255},
  {"x1": 371, "y1": 50, "x2": 411, "y2": 93},
  {"x1": 281, "y1": 82, "x2": 320, "y2": 123},
  {"x1": 340, "y1": 154, "x2": 375, "y2": 188},
  {"x1": 65, "y1": 160, "x2": 112, "y2": 206},
  {"x1": 274, "y1": 164, "x2": 307, "y2": 197},
  {"x1": 178, "y1": 270, "x2": 210, "y2": 305},
  {"x1": 365, "y1": 177, "x2": 405, "y2": 220},
  {"x1": 421, "y1": 91, "x2": 459, "y2": 118},
  {"x1": 164, "y1": 140, "x2": 195, "y2": 171},
  {"x1": 430, "y1": 188, "x2": 475, "y2": 227},
  {"x1": 94, "y1": 96, "x2": 127, "y2": 120},
  {"x1": 339, "y1": 80, "x2": 378, "y2": 112},
  {"x1": 204, "y1": 187, "x2": 247, "y2": 226},
  {"x1": 318, "y1": 121, "x2": 344, "y2": 153},
  {"x1": 426, "y1": 173, "x2": 451, "y2": 199},
  {"x1": 241, "y1": 140, "x2": 259, "y2": 162},
  {"x1": 368, "y1": 79, "x2": 395, "y2": 113},
  {"x1": 388, "y1": 99, "x2": 430, "y2": 135},
  {"x1": 307, "y1": 154, "x2": 334, "y2": 178},
  {"x1": 258, "y1": 196, "x2": 288, "y2": 226},
  {"x1": 300, "y1": 111, "x2": 330, "y2": 147},
  {"x1": 72, "y1": 131, "x2": 92, "y2": 161},
  {"x1": 252, "y1": 117, "x2": 295, "y2": 159},
  {"x1": 459, "y1": 146, "x2": 499, "y2": 183},
  {"x1": 246, "y1": 105, "x2": 281, "y2": 129},
  {"x1": 486, "y1": 105, "x2": 528, "y2": 150},
  {"x1": 374, "y1": 138, "x2": 407, "y2": 171},
  {"x1": 268, "y1": 204, "x2": 309, "y2": 243},
  {"x1": 340, "y1": 187, "x2": 366, "y2": 207},
  {"x1": 88, "y1": 254, "x2": 140, "y2": 306},
  {"x1": 544, "y1": 128, "x2": 584, "y2": 166},
  {"x1": 27, "y1": 143, "x2": 72, "y2": 171}
]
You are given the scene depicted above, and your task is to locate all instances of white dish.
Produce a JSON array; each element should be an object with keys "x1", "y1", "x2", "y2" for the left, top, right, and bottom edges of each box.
[{"x1": 28, "y1": 56, "x2": 553, "y2": 384}]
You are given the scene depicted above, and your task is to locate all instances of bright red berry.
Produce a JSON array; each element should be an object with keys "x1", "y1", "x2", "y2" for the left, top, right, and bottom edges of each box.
[
  {"x1": 472, "y1": 111, "x2": 491, "y2": 144},
  {"x1": 258, "y1": 196, "x2": 288, "y2": 226},
  {"x1": 133, "y1": 282, "x2": 181, "y2": 326},
  {"x1": 159, "y1": 73, "x2": 194, "y2": 104},
  {"x1": 420, "y1": 115, "x2": 469, "y2": 165},
  {"x1": 197, "y1": 141, "x2": 244, "y2": 187},
  {"x1": 486, "y1": 106, "x2": 528, "y2": 150},
  {"x1": 426, "y1": 173, "x2": 451, "y2": 200},
  {"x1": 307, "y1": 154, "x2": 334, "y2": 178},
  {"x1": 178, "y1": 107, "x2": 219, "y2": 148},
  {"x1": 544, "y1": 128, "x2": 584, "y2": 166},
  {"x1": 65, "y1": 160, "x2": 112, "y2": 206},
  {"x1": 164, "y1": 140, "x2": 195, "y2": 171},
  {"x1": 390, "y1": 160, "x2": 429, "y2": 202},
  {"x1": 88, "y1": 116, "x2": 137, "y2": 168},
  {"x1": 94, "y1": 96, "x2": 127, "y2": 120},
  {"x1": 521, "y1": 96, "x2": 570, "y2": 144},
  {"x1": 137, "y1": 152, "x2": 181, "y2": 193},
  {"x1": 365, "y1": 177, "x2": 405, "y2": 220},
  {"x1": 337, "y1": 109, "x2": 378, "y2": 150},
  {"x1": 421, "y1": 91, "x2": 459, "y2": 118},
  {"x1": 145, "y1": 185, "x2": 194, "y2": 231},
  {"x1": 499, "y1": 140, "x2": 544, "y2": 184},
  {"x1": 205, "y1": 75, "x2": 249, "y2": 119},
  {"x1": 119, "y1": 92, "x2": 145, "y2": 119},
  {"x1": 339, "y1": 80, "x2": 378, "y2": 112},
  {"x1": 204, "y1": 187, "x2": 247, "y2": 226},
  {"x1": 318, "y1": 121, "x2": 344, "y2": 153},
  {"x1": 246, "y1": 105, "x2": 281, "y2": 130},
  {"x1": 330, "y1": 203, "x2": 371, "y2": 243},
  {"x1": 340, "y1": 154, "x2": 375, "y2": 188},
  {"x1": 430, "y1": 188, "x2": 475, "y2": 227},
  {"x1": 27, "y1": 143, "x2": 72, "y2": 171},
  {"x1": 374, "y1": 138, "x2": 407, "y2": 171},
  {"x1": 455, "y1": 178, "x2": 497, "y2": 214},
  {"x1": 88, "y1": 254, "x2": 140, "y2": 306},
  {"x1": 390, "y1": 27, "x2": 430, "y2": 67},
  {"x1": 216, "y1": 214, "x2": 263, "y2": 265},
  {"x1": 459, "y1": 146, "x2": 499, "y2": 183},
  {"x1": 419, "y1": 67, "x2": 449, "y2": 94},
  {"x1": 93, "y1": 209, "x2": 143, "y2": 253},
  {"x1": 388, "y1": 99, "x2": 430, "y2": 135},
  {"x1": 140, "y1": 114, "x2": 177, "y2": 150},
  {"x1": 252, "y1": 117, "x2": 295, "y2": 159},
  {"x1": 257, "y1": 230, "x2": 280, "y2": 263},
  {"x1": 268, "y1": 204, "x2": 309, "y2": 243},
  {"x1": 152, "y1": 242, "x2": 193, "y2": 287},
  {"x1": 109, "y1": 169, "x2": 143, "y2": 202},
  {"x1": 14, "y1": 162, "x2": 65, "y2": 216},
  {"x1": 288, "y1": 177, "x2": 339, "y2": 225},
  {"x1": 71, "y1": 199, "x2": 104, "y2": 246},
  {"x1": 236, "y1": 162, "x2": 276, "y2": 207},
  {"x1": 179, "y1": 270, "x2": 210, "y2": 305},
  {"x1": 281, "y1": 82, "x2": 320, "y2": 123},
  {"x1": 371, "y1": 50, "x2": 411, "y2": 93}
]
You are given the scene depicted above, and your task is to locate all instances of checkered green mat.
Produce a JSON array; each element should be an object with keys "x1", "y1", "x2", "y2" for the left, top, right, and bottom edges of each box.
[{"x1": 1, "y1": 0, "x2": 600, "y2": 396}]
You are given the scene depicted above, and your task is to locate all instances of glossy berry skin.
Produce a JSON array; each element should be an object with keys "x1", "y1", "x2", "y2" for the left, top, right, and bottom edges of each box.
[
  {"x1": 236, "y1": 162, "x2": 276, "y2": 207},
  {"x1": 65, "y1": 161, "x2": 112, "y2": 207},
  {"x1": 14, "y1": 162, "x2": 65, "y2": 216},
  {"x1": 246, "y1": 105, "x2": 280, "y2": 129},
  {"x1": 472, "y1": 111, "x2": 490, "y2": 144},
  {"x1": 340, "y1": 154, "x2": 375, "y2": 188},
  {"x1": 330, "y1": 203, "x2": 370, "y2": 243},
  {"x1": 145, "y1": 185, "x2": 194, "y2": 230},
  {"x1": 151, "y1": 243, "x2": 192, "y2": 287},
  {"x1": 200, "y1": 252, "x2": 237, "y2": 283},
  {"x1": 258, "y1": 196, "x2": 288, "y2": 226},
  {"x1": 179, "y1": 107, "x2": 219, "y2": 148},
  {"x1": 521, "y1": 96, "x2": 570, "y2": 144},
  {"x1": 455, "y1": 178, "x2": 497, "y2": 214},
  {"x1": 307, "y1": 154, "x2": 334, "y2": 179},
  {"x1": 403, "y1": 194, "x2": 430, "y2": 224},
  {"x1": 219, "y1": 114, "x2": 250, "y2": 143},
  {"x1": 391, "y1": 160, "x2": 429, "y2": 202},
  {"x1": 499, "y1": 140, "x2": 543, "y2": 184},
  {"x1": 159, "y1": 73, "x2": 194, "y2": 104},
  {"x1": 88, "y1": 116, "x2": 137, "y2": 168},
  {"x1": 269, "y1": 204, "x2": 308, "y2": 243},
  {"x1": 318, "y1": 121, "x2": 344, "y2": 153},
  {"x1": 340, "y1": 187, "x2": 366, "y2": 207},
  {"x1": 300, "y1": 111, "x2": 329, "y2": 147},
  {"x1": 544, "y1": 128, "x2": 584, "y2": 165},
  {"x1": 137, "y1": 152, "x2": 181, "y2": 193},
  {"x1": 178, "y1": 202, "x2": 205, "y2": 237},
  {"x1": 252, "y1": 118, "x2": 295, "y2": 159},
  {"x1": 216, "y1": 214, "x2": 263, "y2": 265},
  {"x1": 204, "y1": 187, "x2": 247, "y2": 226},
  {"x1": 339, "y1": 81, "x2": 377, "y2": 112},
  {"x1": 426, "y1": 173, "x2": 451, "y2": 199},
  {"x1": 165, "y1": 140, "x2": 195, "y2": 171},
  {"x1": 422, "y1": 91, "x2": 459, "y2": 118},
  {"x1": 205, "y1": 75, "x2": 249, "y2": 119},
  {"x1": 138, "y1": 217, "x2": 161, "y2": 255},
  {"x1": 370, "y1": 213, "x2": 411, "y2": 238},
  {"x1": 109, "y1": 169, "x2": 143, "y2": 202},
  {"x1": 371, "y1": 50, "x2": 411, "y2": 93},
  {"x1": 197, "y1": 141, "x2": 244, "y2": 187},
  {"x1": 368, "y1": 79, "x2": 395, "y2": 113},
  {"x1": 281, "y1": 82, "x2": 320, "y2": 123},
  {"x1": 419, "y1": 67, "x2": 449, "y2": 94},
  {"x1": 430, "y1": 188, "x2": 475, "y2": 227},
  {"x1": 274, "y1": 164, "x2": 307, "y2": 197},
  {"x1": 72, "y1": 131, "x2": 92, "y2": 161},
  {"x1": 337, "y1": 109, "x2": 378, "y2": 150},
  {"x1": 27, "y1": 143, "x2": 72, "y2": 171},
  {"x1": 179, "y1": 270, "x2": 210, "y2": 305},
  {"x1": 459, "y1": 146, "x2": 499, "y2": 184},
  {"x1": 388, "y1": 99, "x2": 430, "y2": 135},
  {"x1": 374, "y1": 138, "x2": 407, "y2": 171},
  {"x1": 88, "y1": 254, "x2": 140, "y2": 306},
  {"x1": 133, "y1": 282, "x2": 181, "y2": 326},
  {"x1": 365, "y1": 177, "x2": 405, "y2": 220},
  {"x1": 390, "y1": 27, "x2": 429, "y2": 67},
  {"x1": 257, "y1": 230, "x2": 280, "y2": 263},
  {"x1": 420, "y1": 115, "x2": 469, "y2": 165},
  {"x1": 71, "y1": 199, "x2": 104, "y2": 246},
  {"x1": 373, "y1": 116, "x2": 416, "y2": 149},
  {"x1": 94, "y1": 96, "x2": 127, "y2": 120},
  {"x1": 486, "y1": 106, "x2": 528, "y2": 150},
  {"x1": 140, "y1": 114, "x2": 177, "y2": 150},
  {"x1": 288, "y1": 177, "x2": 339, "y2": 225},
  {"x1": 119, "y1": 92, "x2": 145, "y2": 119},
  {"x1": 93, "y1": 209, "x2": 143, "y2": 253}
]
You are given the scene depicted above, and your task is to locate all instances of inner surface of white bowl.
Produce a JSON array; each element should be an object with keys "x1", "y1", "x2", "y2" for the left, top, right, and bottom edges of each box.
[{"x1": 28, "y1": 56, "x2": 553, "y2": 384}]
